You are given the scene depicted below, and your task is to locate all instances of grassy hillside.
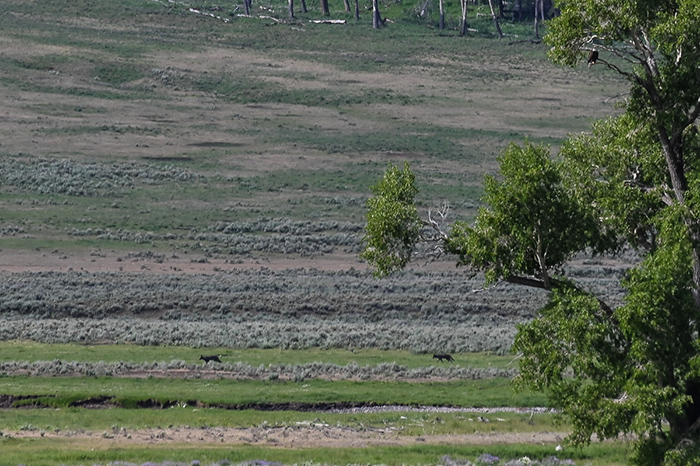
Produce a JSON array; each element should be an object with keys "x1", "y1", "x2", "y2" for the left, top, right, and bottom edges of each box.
[
  {"x1": 0, "y1": 0, "x2": 633, "y2": 364},
  {"x1": 0, "y1": 0, "x2": 628, "y2": 270}
]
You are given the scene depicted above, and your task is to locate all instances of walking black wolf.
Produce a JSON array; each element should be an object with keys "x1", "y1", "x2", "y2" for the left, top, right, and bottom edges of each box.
[
  {"x1": 432, "y1": 353, "x2": 455, "y2": 363},
  {"x1": 199, "y1": 355, "x2": 222, "y2": 363}
]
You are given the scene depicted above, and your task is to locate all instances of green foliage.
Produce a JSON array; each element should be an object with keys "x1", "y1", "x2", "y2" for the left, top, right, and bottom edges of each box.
[
  {"x1": 506, "y1": 131, "x2": 700, "y2": 465},
  {"x1": 557, "y1": 115, "x2": 667, "y2": 251},
  {"x1": 495, "y1": 5, "x2": 700, "y2": 464},
  {"x1": 362, "y1": 1, "x2": 700, "y2": 464},
  {"x1": 361, "y1": 163, "x2": 422, "y2": 277},
  {"x1": 545, "y1": 0, "x2": 700, "y2": 191},
  {"x1": 512, "y1": 284, "x2": 630, "y2": 445},
  {"x1": 447, "y1": 141, "x2": 599, "y2": 288}
]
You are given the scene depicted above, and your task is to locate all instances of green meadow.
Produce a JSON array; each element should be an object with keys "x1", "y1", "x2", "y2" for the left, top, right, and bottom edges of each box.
[
  {"x1": 0, "y1": 441, "x2": 630, "y2": 466},
  {"x1": 0, "y1": 376, "x2": 547, "y2": 409}
]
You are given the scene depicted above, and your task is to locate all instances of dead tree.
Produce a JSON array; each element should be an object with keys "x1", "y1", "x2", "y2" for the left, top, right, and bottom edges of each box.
[
  {"x1": 534, "y1": 0, "x2": 543, "y2": 38},
  {"x1": 439, "y1": 0, "x2": 445, "y2": 30},
  {"x1": 372, "y1": 0, "x2": 384, "y2": 28},
  {"x1": 459, "y1": 0, "x2": 469, "y2": 36},
  {"x1": 487, "y1": 0, "x2": 503, "y2": 38}
]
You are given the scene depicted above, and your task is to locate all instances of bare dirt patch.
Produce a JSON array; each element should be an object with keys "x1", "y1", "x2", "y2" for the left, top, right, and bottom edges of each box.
[
  {"x1": 7, "y1": 425, "x2": 568, "y2": 449},
  {"x1": 0, "y1": 249, "x2": 366, "y2": 273}
]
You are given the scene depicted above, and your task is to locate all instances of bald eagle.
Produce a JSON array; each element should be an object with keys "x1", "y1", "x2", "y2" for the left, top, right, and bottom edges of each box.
[{"x1": 587, "y1": 50, "x2": 599, "y2": 68}]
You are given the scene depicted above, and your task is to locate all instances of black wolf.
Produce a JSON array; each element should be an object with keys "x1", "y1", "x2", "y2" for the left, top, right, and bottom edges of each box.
[
  {"x1": 432, "y1": 353, "x2": 455, "y2": 363},
  {"x1": 199, "y1": 355, "x2": 222, "y2": 363}
]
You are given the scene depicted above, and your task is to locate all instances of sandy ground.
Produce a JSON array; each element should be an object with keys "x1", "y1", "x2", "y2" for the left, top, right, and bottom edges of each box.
[
  {"x1": 0, "y1": 247, "x2": 465, "y2": 274},
  {"x1": 0, "y1": 249, "x2": 363, "y2": 274},
  {"x1": 6, "y1": 424, "x2": 568, "y2": 448}
]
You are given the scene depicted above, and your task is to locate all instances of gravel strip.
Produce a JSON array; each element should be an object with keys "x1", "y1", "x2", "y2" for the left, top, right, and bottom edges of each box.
[{"x1": 328, "y1": 405, "x2": 556, "y2": 414}]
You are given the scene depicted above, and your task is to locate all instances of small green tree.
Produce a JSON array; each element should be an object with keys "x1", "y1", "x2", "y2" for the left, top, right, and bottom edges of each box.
[
  {"x1": 361, "y1": 162, "x2": 422, "y2": 277},
  {"x1": 361, "y1": 1, "x2": 700, "y2": 464}
]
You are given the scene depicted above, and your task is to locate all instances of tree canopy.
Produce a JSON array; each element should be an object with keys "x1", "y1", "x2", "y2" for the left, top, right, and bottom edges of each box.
[
  {"x1": 361, "y1": 1, "x2": 700, "y2": 464},
  {"x1": 360, "y1": 162, "x2": 422, "y2": 276}
]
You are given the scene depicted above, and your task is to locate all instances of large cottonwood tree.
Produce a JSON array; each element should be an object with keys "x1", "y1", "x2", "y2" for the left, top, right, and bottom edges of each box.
[{"x1": 362, "y1": 1, "x2": 700, "y2": 464}]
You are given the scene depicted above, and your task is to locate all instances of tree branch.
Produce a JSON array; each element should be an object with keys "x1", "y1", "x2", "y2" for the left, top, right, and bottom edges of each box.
[
  {"x1": 595, "y1": 58, "x2": 642, "y2": 85},
  {"x1": 424, "y1": 202, "x2": 450, "y2": 240},
  {"x1": 685, "y1": 95, "x2": 700, "y2": 129},
  {"x1": 505, "y1": 274, "x2": 618, "y2": 327},
  {"x1": 505, "y1": 275, "x2": 549, "y2": 289}
]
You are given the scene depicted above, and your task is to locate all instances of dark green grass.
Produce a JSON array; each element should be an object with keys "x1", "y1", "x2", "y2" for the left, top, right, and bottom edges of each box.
[{"x1": 0, "y1": 377, "x2": 547, "y2": 408}]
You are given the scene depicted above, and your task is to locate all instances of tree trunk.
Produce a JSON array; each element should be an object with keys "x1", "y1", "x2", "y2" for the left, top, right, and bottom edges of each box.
[
  {"x1": 288, "y1": 0, "x2": 294, "y2": 18},
  {"x1": 439, "y1": 0, "x2": 445, "y2": 30},
  {"x1": 487, "y1": 0, "x2": 502, "y2": 38},
  {"x1": 656, "y1": 123, "x2": 700, "y2": 306},
  {"x1": 321, "y1": 0, "x2": 329, "y2": 16},
  {"x1": 539, "y1": 0, "x2": 545, "y2": 21},
  {"x1": 244, "y1": 0, "x2": 250, "y2": 15},
  {"x1": 634, "y1": 36, "x2": 700, "y2": 311},
  {"x1": 372, "y1": 0, "x2": 384, "y2": 28},
  {"x1": 301, "y1": 0, "x2": 307, "y2": 13},
  {"x1": 343, "y1": 0, "x2": 351, "y2": 13},
  {"x1": 355, "y1": 0, "x2": 360, "y2": 20},
  {"x1": 533, "y1": 0, "x2": 540, "y2": 38},
  {"x1": 498, "y1": 0, "x2": 504, "y2": 18},
  {"x1": 459, "y1": 0, "x2": 468, "y2": 36}
]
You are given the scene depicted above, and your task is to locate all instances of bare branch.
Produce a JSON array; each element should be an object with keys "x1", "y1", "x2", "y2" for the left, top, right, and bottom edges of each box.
[
  {"x1": 595, "y1": 58, "x2": 640, "y2": 83},
  {"x1": 426, "y1": 202, "x2": 450, "y2": 239},
  {"x1": 415, "y1": 202, "x2": 453, "y2": 266},
  {"x1": 507, "y1": 353, "x2": 523, "y2": 366},
  {"x1": 470, "y1": 279, "x2": 504, "y2": 293}
]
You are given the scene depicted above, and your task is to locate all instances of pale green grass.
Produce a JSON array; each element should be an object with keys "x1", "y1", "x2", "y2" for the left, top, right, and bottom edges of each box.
[
  {"x1": 0, "y1": 409, "x2": 560, "y2": 434},
  {"x1": 0, "y1": 341, "x2": 516, "y2": 369},
  {"x1": 0, "y1": 438, "x2": 630, "y2": 466}
]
